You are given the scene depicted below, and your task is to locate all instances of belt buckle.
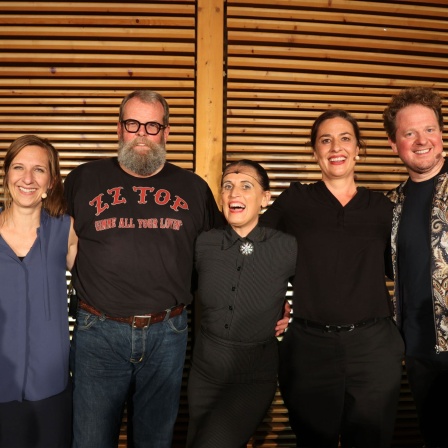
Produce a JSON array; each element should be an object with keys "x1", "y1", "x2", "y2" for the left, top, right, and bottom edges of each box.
[
  {"x1": 325, "y1": 324, "x2": 355, "y2": 333},
  {"x1": 132, "y1": 315, "x2": 152, "y2": 328},
  {"x1": 336, "y1": 324, "x2": 355, "y2": 332}
]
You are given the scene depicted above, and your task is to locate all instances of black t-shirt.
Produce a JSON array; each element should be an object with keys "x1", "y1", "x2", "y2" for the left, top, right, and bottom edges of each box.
[
  {"x1": 64, "y1": 158, "x2": 224, "y2": 316},
  {"x1": 260, "y1": 181, "x2": 393, "y2": 324}
]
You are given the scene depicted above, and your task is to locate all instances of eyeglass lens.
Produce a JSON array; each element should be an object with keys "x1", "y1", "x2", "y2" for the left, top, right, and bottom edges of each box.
[{"x1": 123, "y1": 120, "x2": 164, "y2": 135}]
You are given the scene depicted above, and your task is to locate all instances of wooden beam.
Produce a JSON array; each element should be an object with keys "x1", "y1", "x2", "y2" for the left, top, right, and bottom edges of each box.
[{"x1": 195, "y1": 0, "x2": 224, "y2": 200}]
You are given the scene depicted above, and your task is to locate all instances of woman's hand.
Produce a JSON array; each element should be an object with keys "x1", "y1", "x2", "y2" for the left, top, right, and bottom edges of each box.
[{"x1": 275, "y1": 300, "x2": 292, "y2": 337}]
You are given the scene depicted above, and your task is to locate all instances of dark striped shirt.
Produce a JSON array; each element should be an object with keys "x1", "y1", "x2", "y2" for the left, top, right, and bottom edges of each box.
[{"x1": 194, "y1": 225, "x2": 297, "y2": 342}]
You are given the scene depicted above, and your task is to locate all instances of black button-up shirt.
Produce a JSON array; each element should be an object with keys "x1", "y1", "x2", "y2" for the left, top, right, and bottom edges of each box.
[{"x1": 194, "y1": 225, "x2": 297, "y2": 342}]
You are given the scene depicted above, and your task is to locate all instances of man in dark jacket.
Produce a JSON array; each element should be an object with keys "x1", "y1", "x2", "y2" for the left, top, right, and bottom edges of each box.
[{"x1": 384, "y1": 86, "x2": 448, "y2": 448}]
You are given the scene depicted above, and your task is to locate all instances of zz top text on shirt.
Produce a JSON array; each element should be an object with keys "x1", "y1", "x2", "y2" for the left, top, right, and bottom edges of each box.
[{"x1": 89, "y1": 185, "x2": 189, "y2": 216}]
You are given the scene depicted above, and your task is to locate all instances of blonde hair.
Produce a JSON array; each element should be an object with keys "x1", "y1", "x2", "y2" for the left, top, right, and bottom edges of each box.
[{"x1": 3, "y1": 135, "x2": 66, "y2": 216}]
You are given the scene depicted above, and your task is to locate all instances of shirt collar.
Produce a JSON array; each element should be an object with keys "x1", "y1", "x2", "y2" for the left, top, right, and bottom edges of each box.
[{"x1": 221, "y1": 225, "x2": 266, "y2": 250}]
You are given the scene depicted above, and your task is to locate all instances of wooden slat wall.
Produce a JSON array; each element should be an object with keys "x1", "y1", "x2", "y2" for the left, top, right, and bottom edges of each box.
[
  {"x1": 0, "y1": 1, "x2": 197, "y2": 183},
  {"x1": 225, "y1": 0, "x2": 448, "y2": 199},
  {"x1": 1, "y1": 0, "x2": 447, "y2": 446},
  {"x1": 225, "y1": 1, "x2": 447, "y2": 446},
  {"x1": 0, "y1": 2, "x2": 196, "y2": 447}
]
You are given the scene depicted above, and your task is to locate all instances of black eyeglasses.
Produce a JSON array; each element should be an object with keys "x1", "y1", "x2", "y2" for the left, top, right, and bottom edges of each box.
[{"x1": 121, "y1": 119, "x2": 167, "y2": 135}]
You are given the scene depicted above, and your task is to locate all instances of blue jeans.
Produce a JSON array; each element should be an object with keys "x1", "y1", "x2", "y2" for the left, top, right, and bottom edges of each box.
[{"x1": 71, "y1": 307, "x2": 188, "y2": 448}]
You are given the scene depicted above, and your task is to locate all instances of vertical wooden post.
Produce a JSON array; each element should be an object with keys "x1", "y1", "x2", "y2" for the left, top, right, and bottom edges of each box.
[
  {"x1": 194, "y1": 0, "x2": 225, "y2": 338},
  {"x1": 195, "y1": 0, "x2": 225, "y2": 203}
]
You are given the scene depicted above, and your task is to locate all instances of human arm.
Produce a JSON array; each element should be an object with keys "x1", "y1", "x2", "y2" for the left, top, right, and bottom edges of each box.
[
  {"x1": 274, "y1": 233, "x2": 297, "y2": 336},
  {"x1": 66, "y1": 216, "x2": 78, "y2": 271},
  {"x1": 275, "y1": 300, "x2": 292, "y2": 336},
  {"x1": 259, "y1": 187, "x2": 291, "y2": 232}
]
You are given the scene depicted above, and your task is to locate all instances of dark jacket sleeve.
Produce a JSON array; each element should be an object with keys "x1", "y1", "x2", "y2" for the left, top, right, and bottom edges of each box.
[{"x1": 384, "y1": 236, "x2": 394, "y2": 281}]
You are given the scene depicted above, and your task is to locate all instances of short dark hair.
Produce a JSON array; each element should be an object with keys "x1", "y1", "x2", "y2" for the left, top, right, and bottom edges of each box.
[
  {"x1": 383, "y1": 87, "x2": 444, "y2": 142},
  {"x1": 309, "y1": 109, "x2": 366, "y2": 152},
  {"x1": 222, "y1": 159, "x2": 270, "y2": 191}
]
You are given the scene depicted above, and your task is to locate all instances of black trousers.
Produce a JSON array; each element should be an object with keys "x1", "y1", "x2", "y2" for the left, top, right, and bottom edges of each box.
[
  {"x1": 0, "y1": 382, "x2": 72, "y2": 448},
  {"x1": 187, "y1": 328, "x2": 278, "y2": 448},
  {"x1": 406, "y1": 356, "x2": 448, "y2": 448},
  {"x1": 279, "y1": 317, "x2": 404, "y2": 448}
]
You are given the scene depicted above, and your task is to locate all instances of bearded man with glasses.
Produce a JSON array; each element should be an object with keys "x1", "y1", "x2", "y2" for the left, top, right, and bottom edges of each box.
[{"x1": 64, "y1": 90, "x2": 224, "y2": 448}]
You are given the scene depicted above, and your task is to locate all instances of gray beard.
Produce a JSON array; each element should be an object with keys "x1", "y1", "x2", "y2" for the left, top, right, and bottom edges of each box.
[{"x1": 117, "y1": 137, "x2": 166, "y2": 176}]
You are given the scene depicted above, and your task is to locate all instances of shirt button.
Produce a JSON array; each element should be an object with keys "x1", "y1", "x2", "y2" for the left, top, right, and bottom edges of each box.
[
  {"x1": 231, "y1": 286, "x2": 236, "y2": 291},
  {"x1": 229, "y1": 305, "x2": 233, "y2": 310},
  {"x1": 237, "y1": 266, "x2": 241, "y2": 271},
  {"x1": 225, "y1": 324, "x2": 229, "y2": 329}
]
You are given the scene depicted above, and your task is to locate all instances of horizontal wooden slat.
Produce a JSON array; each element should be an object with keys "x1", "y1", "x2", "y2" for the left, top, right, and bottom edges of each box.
[
  {"x1": 0, "y1": 14, "x2": 194, "y2": 26},
  {"x1": 0, "y1": 89, "x2": 195, "y2": 98},
  {"x1": 227, "y1": 69, "x2": 448, "y2": 86},
  {"x1": 229, "y1": 58, "x2": 448, "y2": 79},
  {"x1": 228, "y1": 23, "x2": 448, "y2": 45},
  {"x1": 228, "y1": 31, "x2": 447, "y2": 58},
  {"x1": 0, "y1": 26, "x2": 194, "y2": 39},
  {"x1": 228, "y1": 6, "x2": 448, "y2": 30},
  {"x1": 227, "y1": 81, "x2": 448, "y2": 94},
  {"x1": 0, "y1": 42, "x2": 193, "y2": 55},
  {"x1": 228, "y1": 43, "x2": 448, "y2": 64},
  {"x1": 0, "y1": 79, "x2": 195, "y2": 87},
  {"x1": 228, "y1": 0, "x2": 448, "y2": 18},
  {"x1": 0, "y1": 2, "x2": 195, "y2": 13},
  {"x1": 0, "y1": 53, "x2": 194, "y2": 65},
  {"x1": 0, "y1": 106, "x2": 194, "y2": 115},
  {"x1": 0, "y1": 67, "x2": 195, "y2": 79}
]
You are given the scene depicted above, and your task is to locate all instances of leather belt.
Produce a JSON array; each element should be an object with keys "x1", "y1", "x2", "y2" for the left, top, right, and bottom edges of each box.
[
  {"x1": 294, "y1": 317, "x2": 379, "y2": 333},
  {"x1": 79, "y1": 299, "x2": 185, "y2": 329}
]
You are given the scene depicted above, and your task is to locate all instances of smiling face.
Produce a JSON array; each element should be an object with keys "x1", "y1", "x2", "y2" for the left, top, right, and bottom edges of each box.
[
  {"x1": 221, "y1": 167, "x2": 271, "y2": 237},
  {"x1": 313, "y1": 116, "x2": 359, "y2": 182},
  {"x1": 117, "y1": 97, "x2": 170, "y2": 177},
  {"x1": 6, "y1": 145, "x2": 52, "y2": 211},
  {"x1": 390, "y1": 104, "x2": 444, "y2": 182}
]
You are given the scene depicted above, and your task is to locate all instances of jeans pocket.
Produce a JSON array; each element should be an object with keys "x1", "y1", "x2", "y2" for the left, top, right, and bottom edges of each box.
[
  {"x1": 167, "y1": 309, "x2": 188, "y2": 333},
  {"x1": 76, "y1": 309, "x2": 100, "y2": 331}
]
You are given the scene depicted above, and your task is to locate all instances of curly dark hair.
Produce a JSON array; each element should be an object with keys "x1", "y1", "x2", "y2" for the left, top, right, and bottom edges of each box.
[{"x1": 383, "y1": 87, "x2": 444, "y2": 142}]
